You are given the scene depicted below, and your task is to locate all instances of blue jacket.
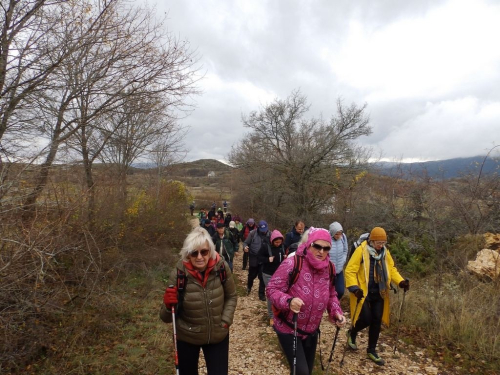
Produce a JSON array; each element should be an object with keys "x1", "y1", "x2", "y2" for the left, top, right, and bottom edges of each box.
[{"x1": 329, "y1": 233, "x2": 348, "y2": 274}]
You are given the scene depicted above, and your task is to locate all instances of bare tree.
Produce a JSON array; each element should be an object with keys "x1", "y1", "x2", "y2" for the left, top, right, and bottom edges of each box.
[
  {"x1": 149, "y1": 129, "x2": 187, "y2": 185},
  {"x1": 229, "y1": 90, "x2": 371, "y2": 224},
  {"x1": 18, "y1": 0, "x2": 199, "y2": 217},
  {"x1": 0, "y1": 0, "x2": 72, "y2": 144}
]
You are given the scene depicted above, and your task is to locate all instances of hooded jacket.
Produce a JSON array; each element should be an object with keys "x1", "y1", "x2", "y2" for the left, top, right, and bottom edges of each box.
[
  {"x1": 266, "y1": 245, "x2": 343, "y2": 338},
  {"x1": 160, "y1": 254, "x2": 237, "y2": 345},
  {"x1": 344, "y1": 241, "x2": 404, "y2": 327},
  {"x1": 328, "y1": 222, "x2": 348, "y2": 274},
  {"x1": 257, "y1": 230, "x2": 285, "y2": 275}
]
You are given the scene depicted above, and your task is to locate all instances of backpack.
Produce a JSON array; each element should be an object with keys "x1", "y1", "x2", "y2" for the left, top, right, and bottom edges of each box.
[
  {"x1": 348, "y1": 232, "x2": 369, "y2": 263},
  {"x1": 175, "y1": 262, "x2": 227, "y2": 313},
  {"x1": 246, "y1": 229, "x2": 271, "y2": 256}
]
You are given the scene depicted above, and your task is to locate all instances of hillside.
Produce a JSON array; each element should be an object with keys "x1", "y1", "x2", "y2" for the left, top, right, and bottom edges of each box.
[{"x1": 168, "y1": 159, "x2": 233, "y2": 178}]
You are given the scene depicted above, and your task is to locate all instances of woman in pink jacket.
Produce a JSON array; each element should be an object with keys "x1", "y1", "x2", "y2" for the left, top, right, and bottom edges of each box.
[{"x1": 267, "y1": 227, "x2": 346, "y2": 375}]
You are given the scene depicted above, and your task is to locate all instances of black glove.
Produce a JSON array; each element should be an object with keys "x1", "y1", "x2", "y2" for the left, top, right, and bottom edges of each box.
[
  {"x1": 399, "y1": 279, "x2": 410, "y2": 292},
  {"x1": 353, "y1": 289, "x2": 364, "y2": 300}
]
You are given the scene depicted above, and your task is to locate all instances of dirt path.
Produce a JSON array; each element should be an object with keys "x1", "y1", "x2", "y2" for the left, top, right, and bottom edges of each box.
[
  {"x1": 228, "y1": 252, "x2": 456, "y2": 375},
  {"x1": 190, "y1": 219, "x2": 456, "y2": 374}
]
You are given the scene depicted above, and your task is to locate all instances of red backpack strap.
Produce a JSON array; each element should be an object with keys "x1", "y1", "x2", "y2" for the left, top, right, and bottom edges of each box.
[
  {"x1": 328, "y1": 262, "x2": 336, "y2": 287},
  {"x1": 288, "y1": 256, "x2": 302, "y2": 287}
]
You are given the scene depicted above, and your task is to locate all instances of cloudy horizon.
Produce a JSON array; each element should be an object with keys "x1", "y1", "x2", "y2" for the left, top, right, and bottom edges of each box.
[{"x1": 143, "y1": 0, "x2": 500, "y2": 163}]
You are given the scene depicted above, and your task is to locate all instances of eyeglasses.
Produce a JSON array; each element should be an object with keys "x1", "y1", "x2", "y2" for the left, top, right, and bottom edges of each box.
[
  {"x1": 189, "y1": 249, "x2": 210, "y2": 258},
  {"x1": 373, "y1": 241, "x2": 387, "y2": 246},
  {"x1": 310, "y1": 243, "x2": 331, "y2": 252}
]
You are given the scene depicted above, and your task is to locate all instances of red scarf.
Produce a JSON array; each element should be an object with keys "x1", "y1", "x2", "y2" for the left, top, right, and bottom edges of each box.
[{"x1": 182, "y1": 253, "x2": 220, "y2": 287}]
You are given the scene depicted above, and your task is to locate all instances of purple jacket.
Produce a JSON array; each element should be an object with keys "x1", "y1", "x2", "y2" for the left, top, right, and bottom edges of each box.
[{"x1": 266, "y1": 247, "x2": 343, "y2": 338}]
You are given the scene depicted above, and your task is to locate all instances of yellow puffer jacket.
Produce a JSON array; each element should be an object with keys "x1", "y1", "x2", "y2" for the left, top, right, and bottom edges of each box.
[
  {"x1": 160, "y1": 258, "x2": 237, "y2": 345},
  {"x1": 344, "y1": 241, "x2": 404, "y2": 327}
]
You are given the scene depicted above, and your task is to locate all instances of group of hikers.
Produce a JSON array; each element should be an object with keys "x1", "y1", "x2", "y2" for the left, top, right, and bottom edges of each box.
[{"x1": 161, "y1": 209, "x2": 410, "y2": 375}]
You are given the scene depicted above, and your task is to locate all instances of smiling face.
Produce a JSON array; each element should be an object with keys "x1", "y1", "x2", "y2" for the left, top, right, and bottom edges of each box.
[
  {"x1": 189, "y1": 241, "x2": 211, "y2": 271},
  {"x1": 295, "y1": 222, "x2": 305, "y2": 234},
  {"x1": 309, "y1": 239, "x2": 331, "y2": 261}
]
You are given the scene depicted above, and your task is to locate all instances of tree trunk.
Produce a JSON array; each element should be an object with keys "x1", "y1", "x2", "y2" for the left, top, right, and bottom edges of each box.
[
  {"x1": 81, "y1": 128, "x2": 96, "y2": 226},
  {"x1": 21, "y1": 139, "x2": 60, "y2": 220}
]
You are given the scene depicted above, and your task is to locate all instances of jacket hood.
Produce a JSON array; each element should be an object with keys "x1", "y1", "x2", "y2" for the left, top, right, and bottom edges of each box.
[
  {"x1": 297, "y1": 227, "x2": 332, "y2": 256},
  {"x1": 329, "y1": 222, "x2": 343, "y2": 236},
  {"x1": 270, "y1": 229, "x2": 284, "y2": 243}
]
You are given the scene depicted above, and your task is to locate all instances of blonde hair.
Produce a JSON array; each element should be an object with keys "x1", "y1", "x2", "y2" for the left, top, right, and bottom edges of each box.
[{"x1": 179, "y1": 227, "x2": 216, "y2": 261}]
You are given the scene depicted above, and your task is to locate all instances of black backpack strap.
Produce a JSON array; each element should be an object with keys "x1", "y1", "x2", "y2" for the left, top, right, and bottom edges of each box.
[
  {"x1": 217, "y1": 261, "x2": 227, "y2": 285},
  {"x1": 176, "y1": 269, "x2": 187, "y2": 314},
  {"x1": 266, "y1": 233, "x2": 273, "y2": 257},
  {"x1": 277, "y1": 311, "x2": 316, "y2": 336},
  {"x1": 176, "y1": 269, "x2": 187, "y2": 296}
]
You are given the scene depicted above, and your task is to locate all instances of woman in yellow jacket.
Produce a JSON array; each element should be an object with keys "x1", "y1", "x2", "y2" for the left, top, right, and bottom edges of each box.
[{"x1": 344, "y1": 227, "x2": 409, "y2": 366}]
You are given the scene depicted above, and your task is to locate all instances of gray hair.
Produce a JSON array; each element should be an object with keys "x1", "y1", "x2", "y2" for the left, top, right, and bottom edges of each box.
[
  {"x1": 299, "y1": 228, "x2": 310, "y2": 244},
  {"x1": 179, "y1": 227, "x2": 216, "y2": 261}
]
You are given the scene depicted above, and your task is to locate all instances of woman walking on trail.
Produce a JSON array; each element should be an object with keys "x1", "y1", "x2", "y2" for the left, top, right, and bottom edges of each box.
[
  {"x1": 257, "y1": 229, "x2": 286, "y2": 326},
  {"x1": 344, "y1": 226, "x2": 409, "y2": 366},
  {"x1": 267, "y1": 227, "x2": 346, "y2": 375},
  {"x1": 328, "y1": 221, "x2": 348, "y2": 299},
  {"x1": 160, "y1": 227, "x2": 238, "y2": 375}
]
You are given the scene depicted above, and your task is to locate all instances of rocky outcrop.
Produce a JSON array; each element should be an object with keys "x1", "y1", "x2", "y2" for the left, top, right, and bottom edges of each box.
[{"x1": 467, "y1": 233, "x2": 500, "y2": 280}]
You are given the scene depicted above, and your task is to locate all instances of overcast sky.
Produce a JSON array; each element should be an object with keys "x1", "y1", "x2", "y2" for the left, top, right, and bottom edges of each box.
[{"x1": 144, "y1": 0, "x2": 500, "y2": 163}]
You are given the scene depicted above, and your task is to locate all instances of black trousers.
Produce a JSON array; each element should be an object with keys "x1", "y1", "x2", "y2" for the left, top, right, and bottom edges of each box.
[
  {"x1": 276, "y1": 330, "x2": 318, "y2": 375},
  {"x1": 258, "y1": 264, "x2": 265, "y2": 297},
  {"x1": 242, "y1": 251, "x2": 249, "y2": 269},
  {"x1": 177, "y1": 334, "x2": 229, "y2": 375},
  {"x1": 351, "y1": 292, "x2": 384, "y2": 352},
  {"x1": 247, "y1": 264, "x2": 259, "y2": 291}
]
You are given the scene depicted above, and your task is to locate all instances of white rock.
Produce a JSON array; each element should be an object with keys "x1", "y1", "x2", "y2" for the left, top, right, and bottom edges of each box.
[{"x1": 424, "y1": 366, "x2": 439, "y2": 374}]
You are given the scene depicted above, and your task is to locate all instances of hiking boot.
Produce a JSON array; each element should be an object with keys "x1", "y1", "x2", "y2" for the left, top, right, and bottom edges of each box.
[
  {"x1": 346, "y1": 329, "x2": 358, "y2": 350},
  {"x1": 367, "y1": 351, "x2": 385, "y2": 366},
  {"x1": 259, "y1": 295, "x2": 266, "y2": 301},
  {"x1": 246, "y1": 288, "x2": 251, "y2": 296}
]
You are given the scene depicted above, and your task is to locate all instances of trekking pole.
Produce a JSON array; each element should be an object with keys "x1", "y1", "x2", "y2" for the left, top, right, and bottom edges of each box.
[
  {"x1": 393, "y1": 285, "x2": 408, "y2": 354},
  {"x1": 169, "y1": 285, "x2": 180, "y2": 375},
  {"x1": 340, "y1": 296, "x2": 362, "y2": 367},
  {"x1": 292, "y1": 313, "x2": 298, "y2": 375},
  {"x1": 324, "y1": 326, "x2": 340, "y2": 375}
]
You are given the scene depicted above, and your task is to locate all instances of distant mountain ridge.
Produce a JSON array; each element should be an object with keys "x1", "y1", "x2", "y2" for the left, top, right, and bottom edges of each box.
[
  {"x1": 134, "y1": 156, "x2": 498, "y2": 180},
  {"x1": 374, "y1": 156, "x2": 499, "y2": 179},
  {"x1": 133, "y1": 159, "x2": 232, "y2": 177}
]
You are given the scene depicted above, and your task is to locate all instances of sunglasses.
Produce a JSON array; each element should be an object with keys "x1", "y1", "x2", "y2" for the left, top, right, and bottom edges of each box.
[
  {"x1": 189, "y1": 249, "x2": 210, "y2": 258},
  {"x1": 310, "y1": 243, "x2": 331, "y2": 252}
]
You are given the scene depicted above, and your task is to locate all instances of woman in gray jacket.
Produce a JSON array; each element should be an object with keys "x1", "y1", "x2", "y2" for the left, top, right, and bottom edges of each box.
[
  {"x1": 328, "y1": 221, "x2": 348, "y2": 299},
  {"x1": 161, "y1": 227, "x2": 238, "y2": 375}
]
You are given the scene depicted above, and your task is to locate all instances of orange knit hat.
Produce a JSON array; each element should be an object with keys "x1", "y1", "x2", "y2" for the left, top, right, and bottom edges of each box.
[{"x1": 370, "y1": 227, "x2": 387, "y2": 241}]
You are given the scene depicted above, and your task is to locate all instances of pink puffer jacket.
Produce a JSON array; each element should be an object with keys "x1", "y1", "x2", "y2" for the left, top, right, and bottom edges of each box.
[{"x1": 266, "y1": 246, "x2": 343, "y2": 337}]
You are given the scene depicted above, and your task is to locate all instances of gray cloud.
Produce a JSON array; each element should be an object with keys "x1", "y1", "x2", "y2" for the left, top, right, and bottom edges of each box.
[{"x1": 144, "y1": 0, "x2": 500, "y2": 162}]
